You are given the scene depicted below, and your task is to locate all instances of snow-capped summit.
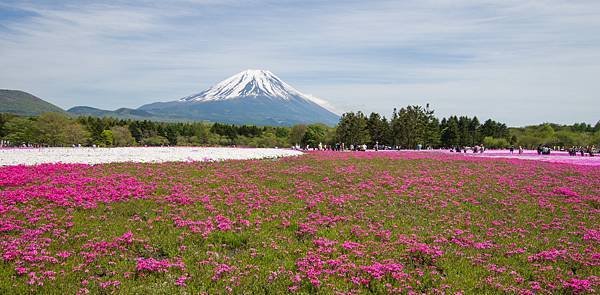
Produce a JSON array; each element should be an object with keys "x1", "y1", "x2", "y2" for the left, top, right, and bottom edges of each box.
[
  {"x1": 139, "y1": 69, "x2": 339, "y2": 126},
  {"x1": 179, "y1": 69, "x2": 333, "y2": 110},
  {"x1": 180, "y1": 69, "x2": 297, "y2": 101}
]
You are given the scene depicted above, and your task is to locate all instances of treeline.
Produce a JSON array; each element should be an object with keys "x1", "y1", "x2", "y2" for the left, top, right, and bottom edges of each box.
[
  {"x1": 508, "y1": 123, "x2": 600, "y2": 149},
  {"x1": 1, "y1": 107, "x2": 598, "y2": 149},
  {"x1": 0, "y1": 113, "x2": 323, "y2": 148},
  {"x1": 335, "y1": 105, "x2": 600, "y2": 149},
  {"x1": 335, "y1": 105, "x2": 512, "y2": 148}
]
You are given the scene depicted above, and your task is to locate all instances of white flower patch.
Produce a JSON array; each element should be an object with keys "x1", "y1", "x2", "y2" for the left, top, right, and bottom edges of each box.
[{"x1": 0, "y1": 147, "x2": 303, "y2": 166}]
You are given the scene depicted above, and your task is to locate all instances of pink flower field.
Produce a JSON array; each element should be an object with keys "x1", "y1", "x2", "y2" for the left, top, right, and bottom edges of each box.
[
  {"x1": 448, "y1": 149, "x2": 600, "y2": 167},
  {"x1": 0, "y1": 151, "x2": 598, "y2": 294}
]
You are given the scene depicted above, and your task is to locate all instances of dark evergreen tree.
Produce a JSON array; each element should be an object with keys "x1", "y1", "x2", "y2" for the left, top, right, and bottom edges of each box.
[
  {"x1": 441, "y1": 116, "x2": 460, "y2": 147},
  {"x1": 335, "y1": 112, "x2": 370, "y2": 146},
  {"x1": 366, "y1": 112, "x2": 389, "y2": 145}
]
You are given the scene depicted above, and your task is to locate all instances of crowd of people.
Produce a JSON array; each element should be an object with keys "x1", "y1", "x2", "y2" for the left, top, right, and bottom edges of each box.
[
  {"x1": 533, "y1": 145, "x2": 596, "y2": 157},
  {"x1": 293, "y1": 142, "x2": 369, "y2": 151},
  {"x1": 0, "y1": 141, "x2": 60, "y2": 148},
  {"x1": 535, "y1": 145, "x2": 550, "y2": 155},
  {"x1": 566, "y1": 146, "x2": 596, "y2": 157},
  {"x1": 450, "y1": 145, "x2": 486, "y2": 154}
]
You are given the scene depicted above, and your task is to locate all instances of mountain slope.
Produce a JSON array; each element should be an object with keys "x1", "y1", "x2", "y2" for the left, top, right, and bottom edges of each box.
[
  {"x1": 0, "y1": 89, "x2": 66, "y2": 116},
  {"x1": 68, "y1": 106, "x2": 155, "y2": 119},
  {"x1": 139, "y1": 70, "x2": 339, "y2": 126}
]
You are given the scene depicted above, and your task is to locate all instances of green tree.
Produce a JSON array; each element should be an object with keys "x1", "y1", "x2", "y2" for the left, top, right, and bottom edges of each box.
[
  {"x1": 336, "y1": 112, "x2": 370, "y2": 146},
  {"x1": 303, "y1": 124, "x2": 328, "y2": 147},
  {"x1": 3, "y1": 117, "x2": 38, "y2": 145},
  {"x1": 469, "y1": 117, "x2": 480, "y2": 146},
  {"x1": 423, "y1": 104, "x2": 441, "y2": 147},
  {"x1": 274, "y1": 127, "x2": 289, "y2": 139},
  {"x1": 537, "y1": 124, "x2": 555, "y2": 140},
  {"x1": 391, "y1": 106, "x2": 432, "y2": 148},
  {"x1": 441, "y1": 116, "x2": 460, "y2": 147},
  {"x1": 110, "y1": 126, "x2": 136, "y2": 147},
  {"x1": 289, "y1": 125, "x2": 307, "y2": 145},
  {"x1": 63, "y1": 122, "x2": 90, "y2": 145},
  {"x1": 210, "y1": 123, "x2": 237, "y2": 144},
  {"x1": 367, "y1": 112, "x2": 389, "y2": 145},
  {"x1": 457, "y1": 116, "x2": 471, "y2": 146},
  {"x1": 483, "y1": 136, "x2": 509, "y2": 149},
  {"x1": 193, "y1": 123, "x2": 212, "y2": 144},
  {"x1": 100, "y1": 130, "x2": 114, "y2": 146},
  {"x1": 35, "y1": 112, "x2": 71, "y2": 146},
  {"x1": 143, "y1": 135, "x2": 169, "y2": 146},
  {"x1": 165, "y1": 125, "x2": 179, "y2": 145},
  {"x1": 517, "y1": 135, "x2": 543, "y2": 149},
  {"x1": 128, "y1": 123, "x2": 143, "y2": 143},
  {"x1": 0, "y1": 113, "x2": 16, "y2": 138},
  {"x1": 480, "y1": 119, "x2": 509, "y2": 139},
  {"x1": 591, "y1": 130, "x2": 600, "y2": 146},
  {"x1": 425, "y1": 116, "x2": 441, "y2": 148}
]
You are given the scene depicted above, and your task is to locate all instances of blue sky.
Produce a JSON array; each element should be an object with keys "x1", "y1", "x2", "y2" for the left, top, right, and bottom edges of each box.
[{"x1": 1, "y1": 0, "x2": 599, "y2": 126}]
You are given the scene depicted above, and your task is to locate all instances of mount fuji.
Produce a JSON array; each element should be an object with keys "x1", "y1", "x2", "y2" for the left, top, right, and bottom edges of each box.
[{"x1": 136, "y1": 70, "x2": 340, "y2": 126}]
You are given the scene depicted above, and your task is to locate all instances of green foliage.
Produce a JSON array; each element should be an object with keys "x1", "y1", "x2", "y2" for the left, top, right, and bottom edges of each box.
[
  {"x1": 302, "y1": 124, "x2": 330, "y2": 146},
  {"x1": 289, "y1": 124, "x2": 307, "y2": 145},
  {"x1": 439, "y1": 116, "x2": 497, "y2": 148},
  {"x1": 35, "y1": 113, "x2": 72, "y2": 146},
  {"x1": 390, "y1": 105, "x2": 436, "y2": 148},
  {"x1": 367, "y1": 112, "x2": 390, "y2": 145},
  {"x1": 592, "y1": 130, "x2": 600, "y2": 146},
  {"x1": 336, "y1": 111, "x2": 370, "y2": 145},
  {"x1": 274, "y1": 127, "x2": 289, "y2": 138},
  {"x1": 479, "y1": 119, "x2": 509, "y2": 139},
  {"x1": 0, "y1": 113, "x2": 16, "y2": 138},
  {"x1": 3, "y1": 112, "x2": 90, "y2": 146},
  {"x1": 1, "y1": 104, "x2": 597, "y2": 149},
  {"x1": 440, "y1": 117, "x2": 460, "y2": 147},
  {"x1": 63, "y1": 121, "x2": 90, "y2": 145},
  {"x1": 482, "y1": 136, "x2": 509, "y2": 149},
  {"x1": 100, "y1": 130, "x2": 114, "y2": 146},
  {"x1": 333, "y1": 104, "x2": 595, "y2": 150},
  {"x1": 510, "y1": 122, "x2": 599, "y2": 148},
  {"x1": 3, "y1": 117, "x2": 38, "y2": 144},
  {"x1": 110, "y1": 126, "x2": 136, "y2": 147},
  {"x1": 143, "y1": 135, "x2": 169, "y2": 146}
]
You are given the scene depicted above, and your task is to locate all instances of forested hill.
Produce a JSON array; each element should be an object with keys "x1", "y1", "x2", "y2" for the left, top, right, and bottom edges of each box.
[{"x1": 0, "y1": 90, "x2": 66, "y2": 116}]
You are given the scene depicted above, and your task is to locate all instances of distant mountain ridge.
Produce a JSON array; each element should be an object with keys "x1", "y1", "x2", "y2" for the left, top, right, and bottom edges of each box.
[
  {"x1": 67, "y1": 106, "x2": 158, "y2": 119},
  {"x1": 0, "y1": 89, "x2": 66, "y2": 116},
  {"x1": 3, "y1": 70, "x2": 340, "y2": 126}
]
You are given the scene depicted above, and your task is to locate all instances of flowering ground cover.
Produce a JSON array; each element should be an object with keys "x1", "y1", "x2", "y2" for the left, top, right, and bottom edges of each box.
[
  {"x1": 0, "y1": 147, "x2": 302, "y2": 166},
  {"x1": 448, "y1": 149, "x2": 600, "y2": 167},
  {"x1": 0, "y1": 151, "x2": 598, "y2": 294}
]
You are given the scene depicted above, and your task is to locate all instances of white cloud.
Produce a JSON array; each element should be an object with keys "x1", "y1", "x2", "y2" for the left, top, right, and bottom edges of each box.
[{"x1": 0, "y1": 0, "x2": 599, "y2": 125}]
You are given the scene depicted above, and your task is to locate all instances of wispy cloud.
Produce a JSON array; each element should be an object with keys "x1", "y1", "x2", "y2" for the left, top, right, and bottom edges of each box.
[{"x1": 0, "y1": 0, "x2": 599, "y2": 125}]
